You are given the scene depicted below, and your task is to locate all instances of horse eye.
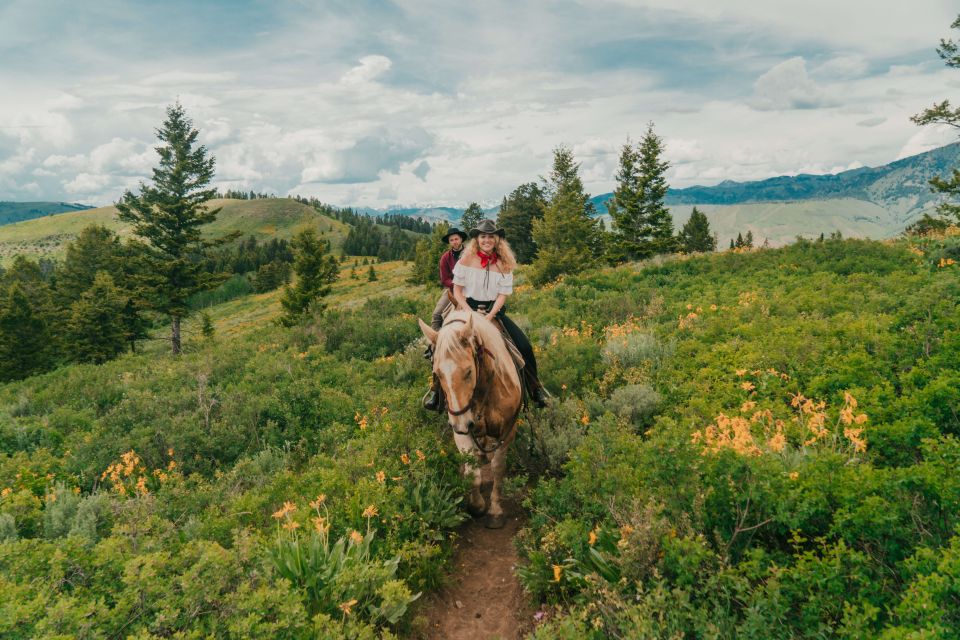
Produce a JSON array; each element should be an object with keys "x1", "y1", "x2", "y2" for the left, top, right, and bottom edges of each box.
[{"x1": 463, "y1": 370, "x2": 472, "y2": 380}]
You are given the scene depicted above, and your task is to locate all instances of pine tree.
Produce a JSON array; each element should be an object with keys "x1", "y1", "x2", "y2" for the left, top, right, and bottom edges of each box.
[
  {"x1": 729, "y1": 238, "x2": 735, "y2": 250},
  {"x1": 279, "y1": 228, "x2": 339, "y2": 326},
  {"x1": 735, "y1": 233, "x2": 745, "y2": 248},
  {"x1": 911, "y1": 14, "x2": 960, "y2": 227},
  {"x1": 608, "y1": 125, "x2": 675, "y2": 261},
  {"x1": 408, "y1": 223, "x2": 449, "y2": 286},
  {"x1": 460, "y1": 202, "x2": 484, "y2": 234},
  {"x1": 200, "y1": 312, "x2": 215, "y2": 340},
  {"x1": 745, "y1": 230, "x2": 754, "y2": 248},
  {"x1": 0, "y1": 282, "x2": 56, "y2": 381},
  {"x1": 497, "y1": 182, "x2": 545, "y2": 263},
  {"x1": 678, "y1": 207, "x2": 716, "y2": 253},
  {"x1": 367, "y1": 265, "x2": 377, "y2": 281},
  {"x1": 57, "y1": 225, "x2": 122, "y2": 302},
  {"x1": 115, "y1": 103, "x2": 233, "y2": 355},
  {"x1": 66, "y1": 272, "x2": 127, "y2": 364},
  {"x1": 529, "y1": 146, "x2": 601, "y2": 286}
]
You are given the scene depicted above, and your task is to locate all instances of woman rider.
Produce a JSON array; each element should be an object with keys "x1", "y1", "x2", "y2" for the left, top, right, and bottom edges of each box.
[{"x1": 451, "y1": 219, "x2": 549, "y2": 407}]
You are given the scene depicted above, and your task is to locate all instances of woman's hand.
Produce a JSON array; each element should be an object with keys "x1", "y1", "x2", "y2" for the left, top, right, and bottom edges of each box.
[{"x1": 484, "y1": 312, "x2": 496, "y2": 323}]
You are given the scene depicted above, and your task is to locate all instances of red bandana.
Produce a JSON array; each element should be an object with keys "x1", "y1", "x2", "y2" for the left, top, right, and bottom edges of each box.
[{"x1": 478, "y1": 250, "x2": 498, "y2": 269}]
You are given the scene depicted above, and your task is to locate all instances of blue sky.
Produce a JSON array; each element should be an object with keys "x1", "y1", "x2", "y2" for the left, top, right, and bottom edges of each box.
[{"x1": 0, "y1": 0, "x2": 957, "y2": 207}]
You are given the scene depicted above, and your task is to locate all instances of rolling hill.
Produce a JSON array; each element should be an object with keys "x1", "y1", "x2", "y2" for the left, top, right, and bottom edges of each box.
[
  {"x1": 0, "y1": 201, "x2": 93, "y2": 226},
  {"x1": 0, "y1": 198, "x2": 350, "y2": 264}
]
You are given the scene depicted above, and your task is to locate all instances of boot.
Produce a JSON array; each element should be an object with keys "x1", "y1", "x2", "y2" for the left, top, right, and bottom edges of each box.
[
  {"x1": 524, "y1": 369, "x2": 550, "y2": 408},
  {"x1": 532, "y1": 385, "x2": 549, "y2": 408}
]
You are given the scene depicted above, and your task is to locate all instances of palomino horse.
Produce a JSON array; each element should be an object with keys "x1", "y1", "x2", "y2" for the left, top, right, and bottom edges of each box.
[{"x1": 418, "y1": 309, "x2": 523, "y2": 529}]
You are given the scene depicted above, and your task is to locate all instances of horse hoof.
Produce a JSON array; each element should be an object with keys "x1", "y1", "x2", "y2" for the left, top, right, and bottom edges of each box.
[
  {"x1": 467, "y1": 502, "x2": 487, "y2": 518},
  {"x1": 484, "y1": 513, "x2": 506, "y2": 529}
]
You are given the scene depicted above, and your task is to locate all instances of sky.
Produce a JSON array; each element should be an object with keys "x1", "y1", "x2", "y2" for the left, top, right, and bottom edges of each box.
[{"x1": 1, "y1": 0, "x2": 958, "y2": 208}]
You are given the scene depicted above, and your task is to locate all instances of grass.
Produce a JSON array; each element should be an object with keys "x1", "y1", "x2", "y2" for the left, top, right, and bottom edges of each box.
[{"x1": 0, "y1": 198, "x2": 350, "y2": 264}]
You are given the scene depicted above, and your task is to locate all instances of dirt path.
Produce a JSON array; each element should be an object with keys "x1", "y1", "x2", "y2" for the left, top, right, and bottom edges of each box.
[{"x1": 420, "y1": 498, "x2": 532, "y2": 640}]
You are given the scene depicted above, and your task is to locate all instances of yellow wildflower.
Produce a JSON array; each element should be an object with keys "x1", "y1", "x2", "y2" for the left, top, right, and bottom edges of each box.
[
  {"x1": 349, "y1": 529, "x2": 364, "y2": 545},
  {"x1": 309, "y1": 494, "x2": 327, "y2": 510},
  {"x1": 375, "y1": 471, "x2": 386, "y2": 484},
  {"x1": 282, "y1": 520, "x2": 300, "y2": 531},
  {"x1": 552, "y1": 565, "x2": 563, "y2": 582},
  {"x1": 400, "y1": 453, "x2": 411, "y2": 465},
  {"x1": 273, "y1": 501, "x2": 297, "y2": 519},
  {"x1": 741, "y1": 401, "x2": 757, "y2": 412},
  {"x1": 313, "y1": 516, "x2": 329, "y2": 534},
  {"x1": 339, "y1": 598, "x2": 358, "y2": 615},
  {"x1": 789, "y1": 471, "x2": 799, "y2": 480},
  {"x1": 362, "y1": 505, "x2": 379, "y2": 518},
  {"x1": 415, "y1": 449, "x2": 426, "y2": 462},
  {"x1": 580, "y1": 415, "x2": 590, "y2": 425},
  {"x1": 588, "y1": 530, "x2": 597, "y2": 546},
  {"x1": 740, "y1": 382, "x2": 755, "y2": 392}
]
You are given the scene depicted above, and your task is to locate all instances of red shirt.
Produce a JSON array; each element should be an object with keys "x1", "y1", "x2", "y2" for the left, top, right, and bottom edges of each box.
[{"x1": 439, "y1": 248, "x2": 463, "y2": 290}]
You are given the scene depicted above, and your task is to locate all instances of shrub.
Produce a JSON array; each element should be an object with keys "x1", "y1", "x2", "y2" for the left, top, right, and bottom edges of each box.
[{"x1": 604, "y1": 384, "x2": 660, "y2": 428}]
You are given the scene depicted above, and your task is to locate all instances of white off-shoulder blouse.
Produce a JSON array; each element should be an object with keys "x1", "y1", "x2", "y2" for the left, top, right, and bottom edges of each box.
[{"x1": 452, "y1": 262, "x2": 513, "y2": 301}]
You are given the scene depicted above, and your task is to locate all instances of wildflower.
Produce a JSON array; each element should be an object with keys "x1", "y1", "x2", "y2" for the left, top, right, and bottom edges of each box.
[
  {"x1": 400, "y1": 453, "x2": 411, "y2": 465},
  {"x1": 135, "y1": 476, "x2": 149, "y2": 495},
  {"x1": 309, "y1": 494, "x2": 326, "y2": 510},
  {"x1": 375, "y1": 471, "x2": 386, "y2": 484},
  {"x1": 854, "y1": 413, "x2": 868, "y2": 424},
  {"x1": 167, "y1": 460, "x2": 176, "y2": 471},
  {"x1": 313, "y1": 516, "x2": 329, "y2": 534},
  {"x1": 415, "y1": 449, "x2": 426, "y2": 461},
  {"x1": 2, "y1": 487, "x2": 12, "y2": 498},
  {"x1": 561, "y1": 383, "x2": 567, "y2": 391},
  {"x1": 362, "y1": 504, "x2": 379, "y2": 518},
  {"x1": 552, "y1": 564, "x2": 563, "y2": 582},
  {"x1": 735, "y1": 369, "x2": 747, "y2": 377},
  {"x1": 843, "y1": 391, "x2": 858, "y2": 408},
  {"x1": 349, "y1": 529, "x2": 364, "y2": 545},
  {"x1": 588, "y1": 530, "x2": 597, "y2": 546},
  {"x1": 580, "y1": 415, "x2": 590, "y2": 425},
  {"x1": 167, "y1": 448, "x2": 174, "y2": 457},
  {"x1": 767, "y1": 431, "x2": 786, "y2": 453},
  {"x1": 710, "y1": 304, "x2": 718, "y2": 311},
  {"x1": 789, "y1": 471, "x2": 799, "y2": 480},
  {"x1": 741, "y1": 401, "x2": 756, "y2": 412},
  {"x1": 273, "y1": 501, "x2": 297, "y2": 519},
  {"x1": 740, "y1": 382, "x2": 755, "y2": 392},
  {"x1": 339, "y1": 598, "x2": 358, "y2": 615},
  {"x1": 282, "y1": 520, "x2": 300, "y2": 531}
]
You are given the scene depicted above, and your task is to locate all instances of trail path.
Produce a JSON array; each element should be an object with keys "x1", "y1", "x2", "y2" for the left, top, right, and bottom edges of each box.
[{"x1": 421, "y1": 498, "x2": 532, "y2": 640}]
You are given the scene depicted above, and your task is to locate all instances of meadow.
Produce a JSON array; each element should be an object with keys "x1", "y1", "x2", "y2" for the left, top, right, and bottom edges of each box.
[{"x1": 1, "y1": 229, "x2": 959, "y2": 638}]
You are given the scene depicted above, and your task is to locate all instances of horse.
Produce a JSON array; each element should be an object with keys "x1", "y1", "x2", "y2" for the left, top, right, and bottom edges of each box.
[{"x1": 418, "y1": 309, "x2": 523, "y2": 529}]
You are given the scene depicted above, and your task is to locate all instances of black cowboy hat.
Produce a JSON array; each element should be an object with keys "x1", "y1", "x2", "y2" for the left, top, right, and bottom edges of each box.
[
  {"x1": 469, "y1": 219, "x2": 505, "y2": 238},
  {"x1": 442, "y1": 227, "x2": 467, "y2": 243}
]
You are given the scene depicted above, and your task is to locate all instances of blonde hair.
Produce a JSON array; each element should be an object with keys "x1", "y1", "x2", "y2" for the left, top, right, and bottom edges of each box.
[{"x1": 461, "y1": 235, "x2": 517, "y2": 272}]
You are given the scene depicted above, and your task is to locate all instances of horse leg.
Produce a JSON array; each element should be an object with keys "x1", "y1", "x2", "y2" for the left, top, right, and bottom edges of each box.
[
  {"x1": 484, "y1": 443, "x2": 509, "y2": 529},
  {"x1": 453, "y1": 432, "x2": 486, "y2": 517}
]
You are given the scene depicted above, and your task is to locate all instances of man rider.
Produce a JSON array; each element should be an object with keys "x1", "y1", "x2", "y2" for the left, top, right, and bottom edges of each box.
[{"x1": 423, "y1": 226, "x2": 467, "y2": 411}]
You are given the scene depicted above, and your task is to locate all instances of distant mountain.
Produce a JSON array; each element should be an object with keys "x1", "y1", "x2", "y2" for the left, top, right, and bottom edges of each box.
[
  {"x1": 591, "y1": 142, "x2": 959, "y2": 228},
  {"x1": 0, "y1": 201, "x2": 93, "y2": 226}
]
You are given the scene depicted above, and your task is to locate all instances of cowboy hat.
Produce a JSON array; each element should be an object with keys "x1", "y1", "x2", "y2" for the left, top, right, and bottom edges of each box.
[
  {"x1": 469, "y1": 219, "x2": 505, "y2": 238},
  {"x1": 442, "y1": 227, "x2": 467, "y2": 242}
]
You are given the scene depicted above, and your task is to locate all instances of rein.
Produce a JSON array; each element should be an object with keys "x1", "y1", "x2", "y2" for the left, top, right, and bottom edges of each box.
[{"x1": 440, "y1": 316, "x2": 505, "y2": 454}]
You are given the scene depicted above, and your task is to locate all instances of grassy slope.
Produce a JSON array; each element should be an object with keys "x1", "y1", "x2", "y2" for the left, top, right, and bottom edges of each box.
[{"x1": 0, "y1": 198, "x2": 350, "y2": 264}]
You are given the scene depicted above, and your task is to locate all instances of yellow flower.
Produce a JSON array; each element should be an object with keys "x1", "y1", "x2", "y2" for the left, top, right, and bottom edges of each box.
[
  {"x1": 415, "y1": 449, "x2": 426, "y2": 461},
  {"x1": 349, "y1": 529, "x2": 364, "y2": 545},
  {"x1": 854, "y1": 413, "x2": 868, "y2": 424},
  {"x1": 735, "y1": 369, "x2": 747, "y2": 377},
  {"x1": 272, "y1": 501, "x2": 297, "y2": 519},
  {"x1": 339, "y1": 598, "x2": 358, "y2": 615},
  {"x1": 309, "y1": 494, "x2": 327, "y2": 510},
  {"x1": 167, "y1": 448, "x2": 174, "y2": 457},
  {"x1": 552, "y1": 564, "x2": 563, "y2": 582},
  {"x1": 710, "y1": 304, "x2": 718, "y2": 311},
  {"x1": 740, "y1": 382, "x2": 755, "y2": 392},
  {"x1": 1, "y1": 487, "x2": 11, "y2": 498},
  {"x1": 580, "y1": 415, "x2": 590, "y2": 425},
  {"x1": 313, "y1": 516, "x2": 329, "y2": 533},
  {"x1": 740, "y1": 401, "x2": 757, "y2": 412},
  {"x1": 400, "y1": 453, "x2": 411, "y2": 465},
  {"x1": 588, "y1": 530, "x2": 597, "y2": 546},
  {"x1": 789, "y1": 471, "x2": 799, "y2": 480},
  {"x1": 362, "y1": 505, "x2": 379, "y2": 518},
  {"x1": 375, "y1": 471, "x2": 386, "y2": 484},
  {"x1": 282, "y1": 520, "x2": 300, "y2": 531}
]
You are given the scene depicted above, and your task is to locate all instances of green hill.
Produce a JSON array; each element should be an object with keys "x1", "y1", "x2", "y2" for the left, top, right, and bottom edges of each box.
[
  {"x1": 0, "y1": 201, "x2": 93, "y2": 226},
  {"x1": 1, "y1": 231, "x2": 960, "y2": 637},
  {"x1": 0, "y1": 198, "x2": 350, "y2": 264}
]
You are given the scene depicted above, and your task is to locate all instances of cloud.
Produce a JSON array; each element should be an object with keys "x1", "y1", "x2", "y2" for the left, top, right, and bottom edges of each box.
[
  {"x1": 750, "y1": 57, "x2": 838, "y2": 111},
  {"x1": 141, "y1": 71, "x2": 237, "y2": 86},
  {"x1": 340, "y1": 56, "x2": 393, "y2": 85},
  {"x1": 857, "y1": 117, "x2": 886, "y2": 128},
  {"x1": 412, "y1": 160, "x2": 430, "y2": 181}
]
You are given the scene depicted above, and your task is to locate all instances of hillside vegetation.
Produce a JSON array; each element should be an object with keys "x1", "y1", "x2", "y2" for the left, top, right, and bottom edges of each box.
[
  {"x1": 1, "y1": 232, "x2": 959, "y2": 637},
  {"x1": 0, "y1": 198, "x2": 349, "y2": 264},
  {"x1": 0, "y1": 202, "x2": 93, "y2": 227}
]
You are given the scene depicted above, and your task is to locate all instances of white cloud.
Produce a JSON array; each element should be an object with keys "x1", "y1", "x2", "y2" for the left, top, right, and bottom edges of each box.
[
  {"x1": 141, "y1": 71, "x2": 237, "y2": 86},
  {"x1": 340, "y1": 56, "x2": 393, "y2": 85},
  {"x1": 750, "y1": 57, "x2": 838, "y2": 111}
]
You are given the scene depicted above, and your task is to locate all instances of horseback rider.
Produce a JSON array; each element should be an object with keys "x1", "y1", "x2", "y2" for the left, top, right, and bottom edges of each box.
[
  {"x1": 423, "y1": 226, "x2": 467, "y2": 410},
  {"x1": 451, "y1": 219, "x2": 548, "y2": 408}
]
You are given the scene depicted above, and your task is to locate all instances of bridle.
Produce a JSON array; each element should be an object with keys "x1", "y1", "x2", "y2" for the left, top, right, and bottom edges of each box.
[{"x1": 438, "y1": 316, "x2": 504, "y2": 453}]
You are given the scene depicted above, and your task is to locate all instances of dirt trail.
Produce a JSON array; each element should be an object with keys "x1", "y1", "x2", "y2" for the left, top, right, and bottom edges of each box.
[{"x1": 421, "y1": 498, "x2": 532, "y2": 640}]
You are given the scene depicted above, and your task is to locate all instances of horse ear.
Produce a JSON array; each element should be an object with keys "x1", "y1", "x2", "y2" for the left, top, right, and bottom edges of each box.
[
  {"x1": 418, "y1": 318, "x2": 438, "y2": 344},
  {"x1": 457, "y1": 312, "x2": 473, "y2": 340}
]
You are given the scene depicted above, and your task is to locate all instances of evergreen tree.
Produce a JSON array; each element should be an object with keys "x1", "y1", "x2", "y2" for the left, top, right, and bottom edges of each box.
[
  {"x1": 911, "y1": 14, "x2": 960, "y2": 227},
  {"x1": 735, "y1": 233, "x2": 745, "y2": 248},
  {"x1": 65, "y1": 272, "x2": 127, "y2": 364},
  {"x1": 678, "y1": 207, "x2": 716, "y2": 253},
  {"x1": 745, "y1": 230, "x2": 754, "y2": 248},
  {"x1": 529, "y1": 146, "x2": 601, "y2": 286},
  {"x1": 200, "y1": 312, "x2": 215, "y2": 340},
  {"x1": 460, "y1": 202, "x2": 484, "y2": 234},
  {"x1": 497, "y1": 182, "x2": 545, "y2": 263},
  {"x1": 115, "y1": 103, "x2": 232, "y2": 355},
  {"x1": 608, "y1": 125, "x2": 675, "y2": 261},
  {"x1": 279, "y1": 228, "x2": 339, "y2": 326},
  {"x1": 729, "y1": 238, "x2": 735, "y2": 250},
  {"x1": 58, "y1": 225, "x2": 122, "y2": 302},
  {"x1": 0, "y1": 283, "x2": 56, "y2": 381},
  {"x1": 408, "y1": 223, "x2": 449, "y2": 286},
  {"x1": 367, "y1": 265, "x2": 377, "y2": 282}
]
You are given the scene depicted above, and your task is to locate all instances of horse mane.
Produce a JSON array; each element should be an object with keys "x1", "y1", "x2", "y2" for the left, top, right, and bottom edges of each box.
[{"x1": 436, "y1": 310, "x2": 516, "y2": 381}]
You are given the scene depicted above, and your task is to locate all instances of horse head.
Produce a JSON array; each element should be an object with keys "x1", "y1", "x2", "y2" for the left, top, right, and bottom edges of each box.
[{"x1": 418, "y1": 311, "x2": 485, "y2": 435}]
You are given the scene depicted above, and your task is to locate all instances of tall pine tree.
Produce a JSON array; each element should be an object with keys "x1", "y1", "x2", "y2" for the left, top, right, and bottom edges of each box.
[
  {"x1": 115, "y1": 103, "x2": 232, "y2": 355},
  {"x1": 497, "y1": 182, "x2": 545, "y2": 264},
  {"x1": 679, "y1": 207, "x2": 716, "y2": 253},
  {"x1": 279, "y1": 228, "x2": 339, "y2": 326},
  {"x1": 910, "y1": 14, "x2": 960, "y2": 230},
  {"x1": 608, "y1": 124, "x2": 676, "y2": 261},
  {"x1": 529, "y1": 146, "x2": 601, "y2": 286}
]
